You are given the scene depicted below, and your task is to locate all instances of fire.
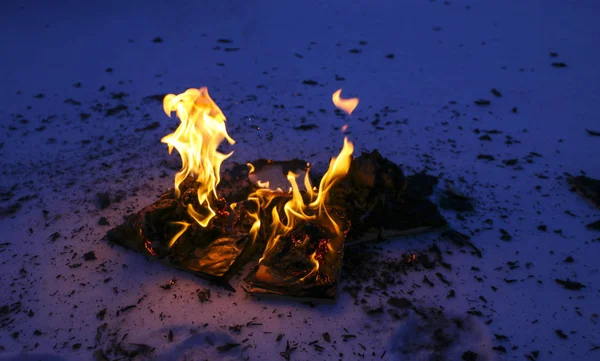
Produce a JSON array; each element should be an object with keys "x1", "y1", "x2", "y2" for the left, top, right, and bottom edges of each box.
[
  {"x1": 168, "y1": 221, "x2": 191, "y2": 248},
  {"x1": 332, "y1": 89, "x2": 359, "y2": 115},
  {"x1": 249, "y1": 138, "x2": 354, "y2": 280},
  {"x1": 246, "y1": 89, "x2": 358, "y2": 282},
  {"x1": 159, "y1": 86, "x2": 358, "y2": 282},
  {"x1": 161, "y1": 87, "x2": 235, "y2": 230}
]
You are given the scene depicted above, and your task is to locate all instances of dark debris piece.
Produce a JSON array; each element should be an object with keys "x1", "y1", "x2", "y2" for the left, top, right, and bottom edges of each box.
[
  {"x1": 387, "y1": 297, "x2": 412, "y2": 309},
  {"x1": 551, "y1": 62, "x2": 567, "y2": 68},
  {"x1": 491, "y1": 88, "x2": 502, "y2": 97},
  {"x1": 0, "y1": 202, "x2": 21, "y2": 217},
  {"x1": 494, "y1": 334, "x2": 509, "y2": 341},
  {"x1": 474, "y1": 99, "x2": 491, "y2": 106},
  {"x1": 439, "y1": 189, "x2": 474, "y2": 212},
  {"x1": 555, "y1": 278, "x2": 585, "y2": 290},
  {"x1": 280, "y1": 341, "x2": 297, "y2": 360},
  {"x1": 477, "y1": 154, "x2": 495, "y2": 161},
  {"x1": 105, "y1": 104, "x2": 128, "y2": 117},
  {"x1": 96, "y1": 308, "x2": 106, "y2": 320},
  {"x1": 555, "y1": 329, "x2": 568, "y2": 339},
  {"x1": 587, "y1": 220, "x2": 600, "y2": 230},
  {"x1": 492, "y1": 346, "x2": 507, "y2": 353},
  {"x1": 83, "y1": 251, "x2": 97, "y2": 261},
  {"x1": 462, "y1": 350, "x2": 479, "y2": 361},
  {"x1": 216, "y1": 343, "x2": 240, "y2": 352},
  {"x1": 586, "y1": 129, "x2": 600, "y2": 136},
  {"x1": 117, "y1": 305, "x2": 136, "y2": 315},
  {"x1": 567, "y1": 176, "x2": 600, "y2": 208},
  {"x1": 64, "y1": 98, "x2": 81, "y2": 105},
  {"x1": 423, "y1": 275, "x2": 434, "y2": 287},
  {"x1": 342, "y1": 334, "x2": 356, "y2": 341},
  {"x1": 160, "y1": 279, "x2": 177, "y2": 290},
  {"x1": 499, "y1": 228, "x2": 512, "y2": 241},
  {"x1": 197, "y1": 288, "x2": 211, "y2": 302},
  {"x1": 526, "y1": 350, "x2": 540, "y2": 360},
  {"x1": 302, "y1": 79, "x2": 318, "y2": 86},
  {"x1": 294, "y1": 124, "x2": 318, "y2": 131}
]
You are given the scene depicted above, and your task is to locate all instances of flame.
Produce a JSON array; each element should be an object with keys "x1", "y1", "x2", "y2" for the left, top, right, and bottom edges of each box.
[
  {"x1": 332, "y1": 89, "x2": 359, "y2": 115},
  {"x1": 252, "y1": 138, "x2": 354, "y2": 279},
  {"x1": 161, "y1": 87, "x2": 235, "y2": 228},
  {"x1": 244, "y1": 89, "x2": 359, "y2": 280},
  {"x1": 157, "y1": 86, "x2": 358, "y2": 281},
  {"x1": 167, "y1": 221, "x2": 191, "y2": 248}
]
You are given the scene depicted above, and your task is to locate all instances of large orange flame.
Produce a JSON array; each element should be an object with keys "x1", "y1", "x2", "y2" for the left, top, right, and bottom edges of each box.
[{"x1": 161, "y1": 87, "x2": 235, "y2": 229}]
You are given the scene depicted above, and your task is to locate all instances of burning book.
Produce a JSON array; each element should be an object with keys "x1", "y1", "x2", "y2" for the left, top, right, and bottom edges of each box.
[
  {"x1": 243, "y1": 139, "x2": 353, "y2": 301},
  {"x1": 105, "y1": 86, "x2": 447, "y2": 299}
]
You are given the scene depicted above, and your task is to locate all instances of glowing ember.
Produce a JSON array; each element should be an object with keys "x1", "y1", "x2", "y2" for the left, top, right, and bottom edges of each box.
[{"x1": 161, "y1": 87, "x2": 235, "y2": 231}]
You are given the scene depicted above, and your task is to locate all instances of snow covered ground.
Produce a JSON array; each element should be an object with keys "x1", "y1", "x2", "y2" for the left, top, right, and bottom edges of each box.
[{"x1": 1, "y1": 0, "x2": 599, "y2": 360}]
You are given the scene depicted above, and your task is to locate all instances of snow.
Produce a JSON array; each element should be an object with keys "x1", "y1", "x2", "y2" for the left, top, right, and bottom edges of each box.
[{"x1": 1, "y1": 0, "x2": 599, "y2": 360}]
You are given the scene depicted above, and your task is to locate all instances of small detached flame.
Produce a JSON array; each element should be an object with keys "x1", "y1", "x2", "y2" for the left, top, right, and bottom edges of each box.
[
  {"x1": 161, "y1": 87, "x2": 235, "y2": 231},
  {"x1": 332, "y1": 89, "x2": 359, "y2": 115}
]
